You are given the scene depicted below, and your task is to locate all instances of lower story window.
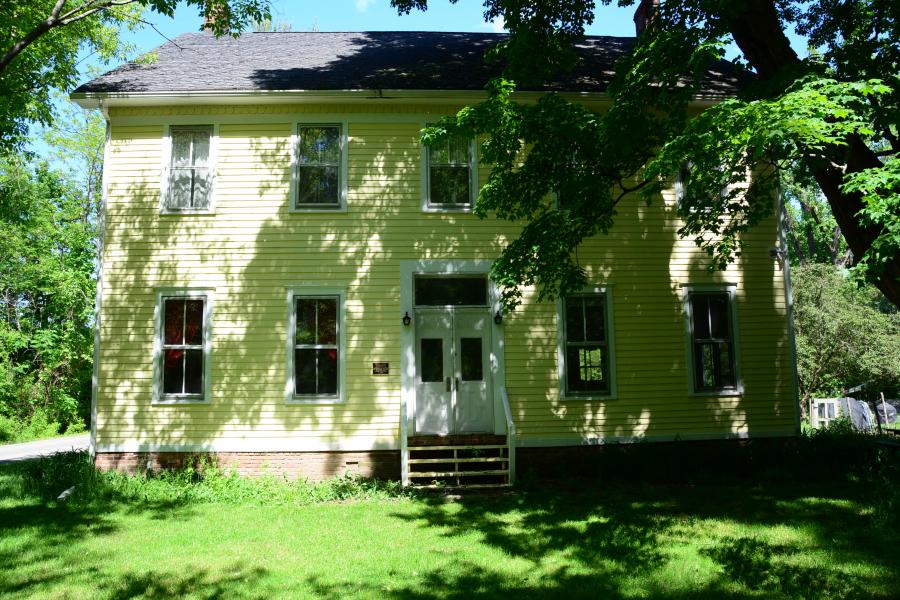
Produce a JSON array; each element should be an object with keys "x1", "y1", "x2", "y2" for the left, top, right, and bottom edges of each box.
[
  {"x1": 292, "y1": 295, "x2": 340, "y2": 398},
  {"x1": 688, "y1": 291, "x2": 737, "y2": 392},
  {"x1": 158, "y1": 295, "x2": 208, "y2": 401},
  {"x1": 563, "y1": 293, "x2": 611, "y2": 395}
]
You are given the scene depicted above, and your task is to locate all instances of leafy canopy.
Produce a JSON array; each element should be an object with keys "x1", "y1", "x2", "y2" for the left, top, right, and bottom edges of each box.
[
  {"x1": 396, "y1": 0, "x2": 900, "y2": 308},
  {"x1": 0, "y1": 0, "x2": 270, "y2": 154}
]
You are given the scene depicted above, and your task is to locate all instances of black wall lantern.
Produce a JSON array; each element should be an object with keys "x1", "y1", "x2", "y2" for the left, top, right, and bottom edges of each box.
[
  {"x1": 402, "y1": 312, "x2": 412, "y2": 326},
  {"x1": 494, "y1": 310, "x2": 503, "y2": 325}
]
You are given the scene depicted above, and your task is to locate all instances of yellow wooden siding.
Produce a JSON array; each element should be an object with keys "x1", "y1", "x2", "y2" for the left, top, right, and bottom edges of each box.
[{"x1": 97, "y1": 104, "x2": 795, "y2": 449}]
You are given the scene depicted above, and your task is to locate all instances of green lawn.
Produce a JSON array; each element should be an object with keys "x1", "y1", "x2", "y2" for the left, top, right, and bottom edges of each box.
[{"x1": 1, "y1": 464, "x2": 897, "y2": 599}]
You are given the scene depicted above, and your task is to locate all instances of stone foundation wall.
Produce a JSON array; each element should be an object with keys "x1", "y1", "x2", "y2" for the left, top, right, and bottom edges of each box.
[{"x1": 95, "y1": 450, "x2": 401, "y2": 481}]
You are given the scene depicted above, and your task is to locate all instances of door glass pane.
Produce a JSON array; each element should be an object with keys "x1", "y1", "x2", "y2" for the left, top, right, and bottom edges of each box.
[
  {"x1": 460, "y1": 337, "x2": 483, "y2": 381},
  {"x1": 420, "y1": 338, "x2": 444, "y2": 382},
  {"x1": 414, "y1": 277, "x2": 488, "y2": 306}
]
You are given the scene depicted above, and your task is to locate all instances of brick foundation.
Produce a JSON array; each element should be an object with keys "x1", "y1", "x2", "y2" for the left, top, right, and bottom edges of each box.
[{"x1": 95, "y1": 450, "x2": 401, "y2": 481}]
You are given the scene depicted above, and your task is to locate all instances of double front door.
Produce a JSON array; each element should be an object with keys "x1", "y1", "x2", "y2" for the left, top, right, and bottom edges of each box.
[{"x1": 415, "y1": 308, "x2": 493, "y2": 434}]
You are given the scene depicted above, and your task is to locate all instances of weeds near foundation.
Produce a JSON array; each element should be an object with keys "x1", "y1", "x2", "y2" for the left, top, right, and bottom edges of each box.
[{"x1": 8, "y1": 451, "x2": 413, "y2": 507}]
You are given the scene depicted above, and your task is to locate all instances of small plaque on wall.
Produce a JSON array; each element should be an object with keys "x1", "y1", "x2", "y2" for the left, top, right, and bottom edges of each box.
[{"x1": 372, "y1": 362, "x2": 390, "y2": 375}]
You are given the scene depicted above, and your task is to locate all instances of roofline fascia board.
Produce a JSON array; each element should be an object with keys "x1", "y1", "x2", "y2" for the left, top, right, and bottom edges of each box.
[{"x1": 70, "y1": 88, "x2": 724, "y2": 110}]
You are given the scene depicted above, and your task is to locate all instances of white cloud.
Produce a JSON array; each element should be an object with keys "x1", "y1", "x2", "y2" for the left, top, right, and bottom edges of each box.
[
  {"x1": 490, "y1": 16, "x2": 505, "y2": 33},
  {"x1": 356, "y1": 0, "x2": 374, "y2": 11}
]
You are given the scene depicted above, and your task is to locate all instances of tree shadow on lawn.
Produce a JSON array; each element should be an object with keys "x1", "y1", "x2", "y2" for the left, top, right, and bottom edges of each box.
[
  {"x1": 0, "y1": 488, "x2": 202, "y2": 598},
  {"x1": 368, "y1": 480, "x2": 898, "y2": 599}
]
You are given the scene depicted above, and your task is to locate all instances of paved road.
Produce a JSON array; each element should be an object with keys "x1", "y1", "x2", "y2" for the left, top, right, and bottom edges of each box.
[{"x1": 0, "y1": 434, "x2": 90, "y2": 463}]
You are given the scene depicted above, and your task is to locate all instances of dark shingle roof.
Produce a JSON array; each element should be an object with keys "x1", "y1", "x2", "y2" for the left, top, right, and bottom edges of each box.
[{"x1": 74, "y1": 31, "x2": 743, "y2": 96}]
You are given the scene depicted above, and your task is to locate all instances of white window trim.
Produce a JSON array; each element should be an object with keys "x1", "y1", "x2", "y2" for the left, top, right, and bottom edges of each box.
[
  {"x1": 420, "y1": 120, "x2": 478, "y2": 213},
  {"x1": 285, "y1": 286, "x2": 347, "y2": 404},
  {"x1": 152, "y1": 289, "x2": 214, "y2": 404},
  {"x1": 681, "y1": 283, "x2": 743, "y2": 396},
  {"x1": 159, "y1": 124, "x2": 218, "y2": 215},
  {"x1": 289, "y1": 121, "x2": 349, "y2": 213},
  {"x1": 557, "y1": 286, "x2": 617, "y2": 401}
]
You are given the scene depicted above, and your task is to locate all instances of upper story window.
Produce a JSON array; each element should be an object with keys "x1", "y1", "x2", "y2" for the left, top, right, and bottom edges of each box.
[
  {"x1": 164, "y1": 125, "x2": 214, "y2": 212},
  {"x1": 561, "y1": 292, "x2": 614, "y2": 397},
  {"x1": 295, "y1": 125, "x2": 344, "y2": 210},
  {"x1": 425, "y1": 131, "x2": 473, "y2": 211},
  {"x1": 687, "y1": 290, "x2": 738, "y2": 393},
  {"x1": 155, "y1": 292, "x2": 212, "y2": 403}
]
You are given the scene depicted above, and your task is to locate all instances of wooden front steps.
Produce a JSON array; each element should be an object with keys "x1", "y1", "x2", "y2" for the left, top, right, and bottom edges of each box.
[{"x1": 406, "y1": 435, "x2": 511, "y2": 489}]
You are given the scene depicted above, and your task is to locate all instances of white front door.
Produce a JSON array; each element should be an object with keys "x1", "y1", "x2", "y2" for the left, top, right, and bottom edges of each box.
[{"x1": 415, "y1": 308, "x2": 493, "y2": 434}]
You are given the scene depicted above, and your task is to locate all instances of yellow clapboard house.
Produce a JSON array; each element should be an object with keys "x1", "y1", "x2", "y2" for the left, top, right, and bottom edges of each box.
[{"x1": 71, "y1": 30, "x2": 798, "y2": 487}]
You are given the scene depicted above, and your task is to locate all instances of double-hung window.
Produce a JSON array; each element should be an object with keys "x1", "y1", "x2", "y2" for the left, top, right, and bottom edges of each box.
[
  {"x1": 156, "y1": 293, "x2": 211, "y2": 402},
  {"x1": 561, "y1": 292, "x2": 613, "y2": 396},
  {"x1": 426, "y1": 130, "x2": 473, "y2": 210},
  {"x1": 687, "y1": 290, "x2": 738, "y2": 392},
  {"x1": 165, "y1": 125, "x2": 213, "y2": 211},
  {"x1": 296, "y1": 125, "x2": 343, "y2": 209},
  {"x1": 289, "y1": 293, "x2": 344, "y2": 401}
]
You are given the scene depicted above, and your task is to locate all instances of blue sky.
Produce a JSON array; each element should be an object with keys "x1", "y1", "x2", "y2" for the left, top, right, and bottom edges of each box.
[{"x1": 124, "y1": 0, "x2": 642, "y2": 62}]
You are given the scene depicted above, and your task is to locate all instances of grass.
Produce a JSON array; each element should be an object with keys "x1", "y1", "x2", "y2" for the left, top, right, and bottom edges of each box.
[{"x1": 1, "y1": 448, "x2": 898, "y2": 599}]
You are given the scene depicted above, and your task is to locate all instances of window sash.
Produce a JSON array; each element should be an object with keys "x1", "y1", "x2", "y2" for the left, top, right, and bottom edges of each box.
[
  {"x1": 166, "y1": 126, "x2": 212, "y2": 211},
  {"x1": 427, "y1": 132, "x2": 472, "y2": 207},
  {"x1": 689, "y1": 292, "x2": 736, "y2": 391},
  {"x1": 563, "y1": 293, "x2": 610, "y2": 395},
  {"x1": 293, "y1": 296, "x2": 340, "y2": 397},
  {"x1": 160, "y1": 297, "x2": 205, "y2": 398},
  {"x1": 296, "y1": 125, "x2": 342, "y2": 207}
]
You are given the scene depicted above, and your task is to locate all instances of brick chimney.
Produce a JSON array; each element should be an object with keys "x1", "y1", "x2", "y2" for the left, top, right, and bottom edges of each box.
[{"x1": 633, "y1": 0, "x2": 660, "y2": 36}]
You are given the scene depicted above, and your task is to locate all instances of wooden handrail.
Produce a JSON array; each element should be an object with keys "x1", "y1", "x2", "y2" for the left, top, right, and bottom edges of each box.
[{"x1": 501, "y1": 387, "x2": 516, "y2": 485}]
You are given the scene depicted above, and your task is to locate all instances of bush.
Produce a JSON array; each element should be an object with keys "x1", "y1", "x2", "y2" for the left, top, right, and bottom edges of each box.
[{"x1": 0, "y1": 410, "x2": 61, "y2": 443}]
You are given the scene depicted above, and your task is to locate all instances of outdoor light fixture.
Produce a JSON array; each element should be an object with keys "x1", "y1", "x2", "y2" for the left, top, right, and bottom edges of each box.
[
  {"x1": 402, "y1": 312, "x2": 412, "y2": 326},
  {"x1": 769, "y1": 247, "x2": 787, "y2": 261},
  {"x1": 494, "y1": 310, "x2": 503, "y2": 325}
]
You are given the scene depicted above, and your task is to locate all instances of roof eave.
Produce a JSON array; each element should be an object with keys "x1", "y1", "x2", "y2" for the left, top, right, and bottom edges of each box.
[{"x1": 70, "y1": 88, "x2": 726, "y2": 109}]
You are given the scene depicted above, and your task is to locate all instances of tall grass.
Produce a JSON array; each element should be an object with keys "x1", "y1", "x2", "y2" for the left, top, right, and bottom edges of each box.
[{"x1": 10, "y1": 451, "x2": 412, "y2": 507}]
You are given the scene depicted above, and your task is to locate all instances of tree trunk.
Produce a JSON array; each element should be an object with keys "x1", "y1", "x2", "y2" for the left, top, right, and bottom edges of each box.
[{"x1": 725, "y1": 0, "x2": 900, "y2": 306}]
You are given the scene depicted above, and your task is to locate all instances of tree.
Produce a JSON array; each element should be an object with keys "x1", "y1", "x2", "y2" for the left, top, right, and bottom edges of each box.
[
  {"x1": 0, "y1": 0, "x2": 270, "y2": 154},
  {"x1": 395, "y1": 0, "x2": 900, "y2": 309},
  {"x1": 0, "y1": 157, "x2": 97, "y2": 438},
  {"x1": 782, "y1": 165, "x2": 851, "y2": 268},
  {"x1": 792, "y1": 264, "x2": 899, "y2": 413}
]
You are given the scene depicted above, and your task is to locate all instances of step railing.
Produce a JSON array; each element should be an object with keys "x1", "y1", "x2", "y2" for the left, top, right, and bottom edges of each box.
[{"x1": 501, "y1": 386, "x2": 516, "y2": 485}]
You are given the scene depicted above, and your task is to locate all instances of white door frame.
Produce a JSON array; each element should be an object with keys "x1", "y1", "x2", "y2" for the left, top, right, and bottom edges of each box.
[{"x1": 400, "y1": 259, "x2": 507, "y2": 438}]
